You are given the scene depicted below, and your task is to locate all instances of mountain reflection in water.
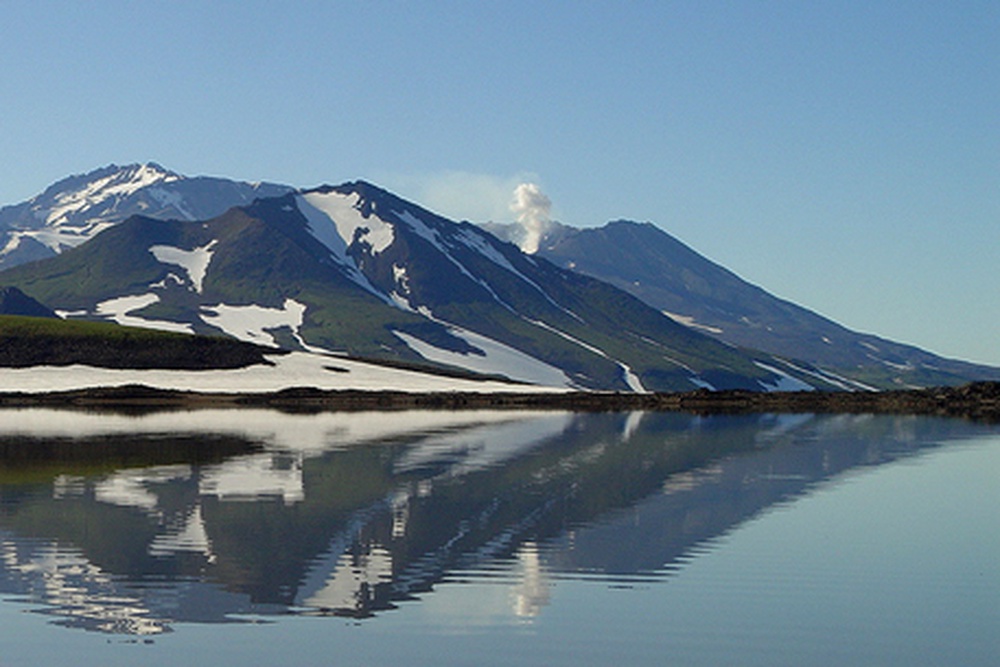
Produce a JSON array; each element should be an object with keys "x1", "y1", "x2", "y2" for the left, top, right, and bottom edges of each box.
[{"x1": 0, "y1": 408, "x2": 986, "y2": 635}]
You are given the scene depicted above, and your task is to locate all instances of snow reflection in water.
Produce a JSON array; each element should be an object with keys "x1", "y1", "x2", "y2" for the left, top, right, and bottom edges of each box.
[{"x1": 0, "y1": 408, "x2": 995, "y2": 666}]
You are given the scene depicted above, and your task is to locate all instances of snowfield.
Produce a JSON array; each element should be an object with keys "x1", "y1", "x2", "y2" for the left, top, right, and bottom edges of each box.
[
  {"x1": 392, "y1": 326, "x2": 575, "y2": 388},
  {"x1": 297, "y1": 191, "x2": 395, "y2": 255},
  {"x1": 294, "y1": 193, "x2": 392, "y2": 299},
  {"x1": 0, "y1": 351, "x2": 569, "y2": 394},
  {"x1": 93, "y1": 293, "x2": 195, "y2": 334},
  {"x1": 149, "y1": 240, "x2": 217, "y2": 293},
  {"x1": 199, "y1": 299, "x2": 309, "y2": 348}
]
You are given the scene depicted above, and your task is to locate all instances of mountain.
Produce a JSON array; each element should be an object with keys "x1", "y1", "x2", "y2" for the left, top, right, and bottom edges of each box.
[
  {"x1": 0, "y1": 163, "x2": 292, "y2": 270},
  {"x1": 0, "y1": 180, "x2": 821, "y2": 392},
  {"x1": 0, "y1": 286, "x2": 55, "y2": 317},
  {"x1": 481, "y1": 219, "x2": 1000, "y2": 389}
]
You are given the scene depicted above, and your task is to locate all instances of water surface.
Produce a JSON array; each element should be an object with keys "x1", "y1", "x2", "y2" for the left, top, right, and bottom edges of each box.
[{"x1": 0, "y1": 408, "x2": 996, "y2": 665}]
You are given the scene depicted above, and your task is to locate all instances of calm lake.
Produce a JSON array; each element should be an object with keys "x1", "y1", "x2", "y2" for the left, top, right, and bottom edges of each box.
[{"x1": 0, "y1": 408, "x2": 996, "y2": 666}]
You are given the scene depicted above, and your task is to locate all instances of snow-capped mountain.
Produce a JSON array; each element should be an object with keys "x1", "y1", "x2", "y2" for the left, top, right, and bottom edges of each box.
[
  {"x1": 0, "y1": 163, "x2": 292, "y2": 270},
  {"x1": 0, "y1": 180, "x2": 819, "y2": 392},
  {"x1": 482, "y1": 219, "x2": 1000, "y2": 388},
  {"x1": 6, "y1": 164, "x2": 994, "y2": 391}
]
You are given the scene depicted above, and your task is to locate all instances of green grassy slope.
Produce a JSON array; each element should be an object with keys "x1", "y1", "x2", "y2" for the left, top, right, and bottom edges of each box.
[{"x1": 0, "y1": 315, "x2": 277, "y2": 369}]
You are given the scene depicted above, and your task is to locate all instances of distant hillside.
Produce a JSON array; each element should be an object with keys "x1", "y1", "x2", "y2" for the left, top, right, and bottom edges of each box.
[
  {"x1": 0, "y1": 286, "x2": 56, "y2": 318},
  {"x1": 483, "y1": 219, "x2": 1000, "y2": 389},
  {"x1": 0, "y1": 315, "x2": 277, "y2": 369}
]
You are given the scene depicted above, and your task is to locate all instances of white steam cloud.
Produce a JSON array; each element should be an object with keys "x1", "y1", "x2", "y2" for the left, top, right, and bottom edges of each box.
[{"x1": 510, "y1": 183, "x2": 552, "y2": 254}]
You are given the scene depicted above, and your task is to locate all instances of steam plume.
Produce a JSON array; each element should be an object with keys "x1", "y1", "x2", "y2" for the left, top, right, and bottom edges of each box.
[{"x1": 510, "y1": 183, "x2": 551, "y2": 254}]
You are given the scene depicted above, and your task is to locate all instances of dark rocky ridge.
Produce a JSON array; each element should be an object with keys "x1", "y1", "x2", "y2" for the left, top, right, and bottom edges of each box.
[{"x1": 2, "y1": 382, "x2": 997, "y2": 423}]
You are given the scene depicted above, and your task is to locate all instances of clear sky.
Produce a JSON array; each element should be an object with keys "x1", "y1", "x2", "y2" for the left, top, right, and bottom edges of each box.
[{"x1": 1, "y1": 1, "x2": 997, "y2": 365}]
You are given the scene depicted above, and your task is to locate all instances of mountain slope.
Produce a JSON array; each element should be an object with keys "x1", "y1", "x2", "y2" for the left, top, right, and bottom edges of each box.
[
  {"x1": 0, "y1": 163, "x2": 292, "y2": 270},
  {"x1": 0, "y1": 182, "x2": 814, "y2": 392},
  {"x1": 0, "y1": 286, "x2": 55, "y2": 317},
  {"x1": 482, "y1": 219, "x2": 1000, "y2": 389}
]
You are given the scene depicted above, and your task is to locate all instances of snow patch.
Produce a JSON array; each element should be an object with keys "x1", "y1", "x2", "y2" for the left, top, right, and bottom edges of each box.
[
  {"x1": 688, "y1": 377, "x2": 716, "y2": 390},
  {"x1": 94, "y1": 293, "x2": 194, "y2": 333},
  {"x1": 200, "y1": 298, "x2": 310, "y2": 348},
  {"x1": 663, "y1": 311, "x2": 723, "y2": 334},
  {"x1": 394, "y1": 210, "x2": 499, "y2": 297},
  {"x1": 453, "y1": 227, "x2": 523, "y2": 275},
  {"x1": 149, "y1": 240, "x2": 217, "y2": 293},
  {"x1": 754, "y1": 361, "x2": 816, "y2": 392},
  {"x1": 776, "y1": 359, "x2": 878, "y2": 392},
  {"x1": 54, "y1": 309, "x2": 88, "y2": 319},
  {"x1": 621, "y1": 364, "x2": 648, "y2": 393},
  {"x1": 393, "y1": 263, "x2": 411, "y2": 294},
  {"x1": 0, "y1": 351, "x2": 569, "y2": 394},
  {"x1": 1, "y1": 235, "x2": 23, "y2": 256},
  {"x1": 390, "y1": 209, "x2": 534, "y2": 315},
  {"x1": 393, "y1": 209, "x2": 445, "y2": 252},
  {"x1": 389, "y1": 292, "x2": 416, "y2": 312},
  {"x1": 527, "y1": 318, "x2": 647, "y2": 392},
  {"x1": 297, "y1": 191, "x2": 394, "y2": 254},
  {"x1": 529, "y1": 319, "x2": 605, "y2": 357},
  {"x1": 149, "y1": 273, "x2": 185, "y2": 290},
  {"x1": 294, "y1": 194, "x2": 392, "y2": 300},
  {"x1": 392, "y1": 327, "x2": 574, "y2": 388},
  {"x1": 453, "y1": 227, "x2": 582, "y2": 320}
]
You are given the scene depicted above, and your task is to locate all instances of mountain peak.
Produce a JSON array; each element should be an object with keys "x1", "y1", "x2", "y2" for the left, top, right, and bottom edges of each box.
[
  {"x1": 0, "y1": 165, "x2": 292, "y2": 271},
  {"x1": 304, "y1": 180, "x2": 387, "y2": 197},
  {"x1": 39, "y1": 163, "x2": 180, "y2": 231},
  {"x1": 120, "y1": 161, "x2": 182, "y2": 183},
  {"x1": 45, "y1": 162, "x2": 182, "y2": 198}
]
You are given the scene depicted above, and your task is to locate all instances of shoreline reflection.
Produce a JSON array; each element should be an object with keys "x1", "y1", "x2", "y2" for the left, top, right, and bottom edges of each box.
[{"x1": 0, "y1": 408, "x2": 991, "y2": 634}]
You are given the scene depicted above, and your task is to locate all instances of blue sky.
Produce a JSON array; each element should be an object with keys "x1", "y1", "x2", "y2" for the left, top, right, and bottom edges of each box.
[{"x1": 1, "y1": 1, "x2": 997, "y2": 365}]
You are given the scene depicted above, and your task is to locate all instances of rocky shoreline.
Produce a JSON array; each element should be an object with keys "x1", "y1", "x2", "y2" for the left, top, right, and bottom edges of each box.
[{"x1": 1, "y1": 381, "x2": 998, "y2": 421}]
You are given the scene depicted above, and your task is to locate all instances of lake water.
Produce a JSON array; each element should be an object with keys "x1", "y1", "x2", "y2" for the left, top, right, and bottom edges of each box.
[{"x1": 0, "y1": 408, "x2": 996, "y2": 666}]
